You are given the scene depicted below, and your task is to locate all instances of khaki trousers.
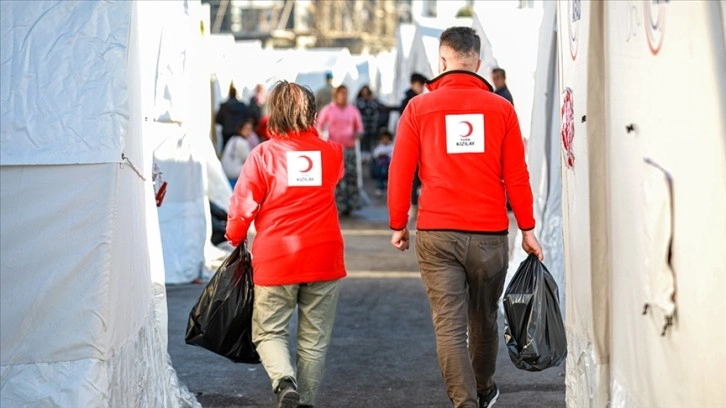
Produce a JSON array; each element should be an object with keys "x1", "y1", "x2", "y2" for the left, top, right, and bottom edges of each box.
[
  {"x1": 252, "y1": 280, "x2": 341, "y2": 406},
  {"x1": 415, "y1": 230, "x2": 509, "y2": 408}
]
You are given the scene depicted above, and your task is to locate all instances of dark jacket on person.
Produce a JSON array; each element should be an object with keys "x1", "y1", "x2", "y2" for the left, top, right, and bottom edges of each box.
[
  {"x1": 216, "y1": 98, "x2": 250, "y2": 145},
  {"x1": 249, "y1": 96, "x2": 263, "y2": 125},
  {"x1": 400, "y1": 88, "x2": 418, "y2": 113},
  {"x1": 494, "y1": 86, "x2": 514, "y2": 106}
]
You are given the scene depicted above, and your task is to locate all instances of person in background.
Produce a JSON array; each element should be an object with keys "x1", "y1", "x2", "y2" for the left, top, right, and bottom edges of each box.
[
  {"x1": 400, "y1": 72, "x2": 428, "y2": 113},
  {"x1": 491, "y1": 68, "x2": 514, "y2": 106},
  {"x1": 315, "y1": 72, "x2": 335, "y2": 112},
  {"x1": 400, "y1": 72, "x2": 428, "y2": 221},
  {"x1": 355, "y1": 85, "x2": 382, "y2": 157},
  {"x1": 317, "y1": 85, "x2": 364, "y2": 216},
  {"x1": 226, "y1": 81, "x2": 346, "y2": 408},
  {"x1": 388, "y1": 26, "x2": 543, "y2": 408},
  {"x1": 372, "y1": 129, "x2": 394, "y2": 196},
  {"x1": 249, "y1": 83, "x2": 268, "y2": 126},
  {"x1": 216, "y1": 83, "x2": 251, "y2": 148},
  {"x1": 221, "y1": 119, "x2": 254, "y2": 188}
]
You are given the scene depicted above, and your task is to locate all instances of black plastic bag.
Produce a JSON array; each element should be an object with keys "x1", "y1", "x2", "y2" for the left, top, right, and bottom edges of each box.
[
  {"x1": 185, "y1": 243, "x2": 261, "y2": 364},
  {"x1": 503, "y1": 254, "x2": 567, "y2": 371}
]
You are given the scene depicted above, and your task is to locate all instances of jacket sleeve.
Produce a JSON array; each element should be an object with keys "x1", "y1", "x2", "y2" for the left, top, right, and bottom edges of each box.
[
  {"x1": 501, "y1": 106, "x2": 535, "y2": 230},
  {"x1": 225, "y1": 151, "x2": 268, "y2": 246},
  {"x1": 215, "y1": 106, "x2": 224, "y2": 126},
  {"x1": 387, "y1": 101, "x2": 420, "y2": 230}
]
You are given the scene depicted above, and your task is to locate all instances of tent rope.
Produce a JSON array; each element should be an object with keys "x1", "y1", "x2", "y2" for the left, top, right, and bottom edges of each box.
[{"x1": 121, "y1": 153, "x2": 146, "y2": 181}]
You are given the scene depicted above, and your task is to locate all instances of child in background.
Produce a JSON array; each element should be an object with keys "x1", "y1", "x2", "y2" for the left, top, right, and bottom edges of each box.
[
  {"x1": 221, "y1": 119, "x2": 254, "y2": 188},
  {"x1": 372, "y1": 130, "x2": 394, "y2": 196}
]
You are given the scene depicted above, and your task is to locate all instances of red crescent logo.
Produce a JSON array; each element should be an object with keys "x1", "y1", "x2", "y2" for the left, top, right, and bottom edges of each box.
[
  {"x1": 460, "y1": 121, "x2": 474, "y2": 137},
  {"x1": 299, "y1": 155, "x2": 314, "y2": 173},
  {"x1": 568, "y1": 0, "x2": 581, "y2": 61},
  {"x1": 643, "y1": 0, "x2": 666, "y2": 56}
]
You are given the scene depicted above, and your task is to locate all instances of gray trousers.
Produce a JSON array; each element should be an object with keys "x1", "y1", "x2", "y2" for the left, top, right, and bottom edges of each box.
[
  {"x1": 252, "y1": 280, "x2": 341, "y2": 406},
  {"x1": 415, "y1": 230, "x2": 509, "y2": 408}
]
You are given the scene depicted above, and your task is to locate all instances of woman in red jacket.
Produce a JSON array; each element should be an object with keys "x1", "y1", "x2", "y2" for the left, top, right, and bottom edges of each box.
[{"x1": 226, "y1": 81, "x2": 346, "y2": 408}]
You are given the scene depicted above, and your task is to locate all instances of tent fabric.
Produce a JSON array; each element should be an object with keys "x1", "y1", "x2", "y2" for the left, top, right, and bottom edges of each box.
[
  {"x1": 0, "y1": 1, "x2": 199, "y2": 405},
  {"x1": 526, "y1": 1, "x2": 565, "y2": 306},
  {"x1": 556, "y1": 1, "x2": 611, "y2": 407},
  {"x1": 146, "y1": 0, "x2": 233, "y2": 284},
  {"x1": 0, "y1": 1, "x2": 127, "y2": 166},
  {"x1": 402, "y1": 17, "x2": 474, "y2": 93},
  {"x1": 604, "y1": 1, "x2": 726, "y2": 406},
  {"x1": 471, "y1": 3, "x2": 543, "y2": 142},
  {"x1": 394, "y1": 23, "x2": 417, "y2": 104},
  {"x1": 558, "y1": 0, "x2": 726, "y2": 406},
  {"x1": 154, "y1": 124, "x2": 208, "y2": 284}
]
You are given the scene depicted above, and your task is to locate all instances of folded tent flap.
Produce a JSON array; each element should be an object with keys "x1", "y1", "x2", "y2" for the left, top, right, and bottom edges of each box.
[{"x1": 641, "y1": 157, "x2": 676, "y2": 336}]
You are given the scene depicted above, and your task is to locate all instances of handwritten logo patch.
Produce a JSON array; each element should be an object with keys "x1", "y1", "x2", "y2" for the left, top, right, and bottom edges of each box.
[
  {"x1": 286, "y1": 151, "x2": 322, "y2": 186},
  {"x1": 446, "y1": 114, "x2": 484, "y2": 154}
]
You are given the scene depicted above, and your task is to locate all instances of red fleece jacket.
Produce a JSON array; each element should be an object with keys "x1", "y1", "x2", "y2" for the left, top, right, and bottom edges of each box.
[
  {"x1": 388, "y1": 71, "x2": 535, "y2": 232},
  {"x1": 226, "y1": 128, "x2": 346, "y2": 286}
]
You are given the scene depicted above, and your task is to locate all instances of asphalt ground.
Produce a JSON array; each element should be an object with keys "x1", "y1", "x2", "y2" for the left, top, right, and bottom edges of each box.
[{"x1": 167, "y1": 185, "x2": 566, "y2": 408}]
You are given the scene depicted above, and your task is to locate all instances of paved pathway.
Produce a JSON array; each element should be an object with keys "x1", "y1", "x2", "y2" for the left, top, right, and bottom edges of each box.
[{"x1": 167, "y1": 196, "x2": 565, "y2": 407}]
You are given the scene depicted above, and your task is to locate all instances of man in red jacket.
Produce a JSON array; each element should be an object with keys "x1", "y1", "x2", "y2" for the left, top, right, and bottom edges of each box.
[{"x1": 388, "y1": 27, "x2": 543, "y2": 408}]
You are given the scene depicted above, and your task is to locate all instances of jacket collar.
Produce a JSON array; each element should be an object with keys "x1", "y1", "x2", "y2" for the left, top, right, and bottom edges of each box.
[{"x1": 425, "y1": 70, "x2": 494, "y2": 92}]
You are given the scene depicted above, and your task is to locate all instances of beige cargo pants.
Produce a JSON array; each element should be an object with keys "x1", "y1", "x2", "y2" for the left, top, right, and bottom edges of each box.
[{"x1": 252, "y1": 280, "x2": 341, "y2": 406}]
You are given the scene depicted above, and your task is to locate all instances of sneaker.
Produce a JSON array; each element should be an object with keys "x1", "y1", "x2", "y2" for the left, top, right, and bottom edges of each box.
[
  {"x1": 275, "y1": 378, "x2": 299, "y2": 408},
  {"x1": 479, "y1": 383, "x2": 499, "y2": 408}
]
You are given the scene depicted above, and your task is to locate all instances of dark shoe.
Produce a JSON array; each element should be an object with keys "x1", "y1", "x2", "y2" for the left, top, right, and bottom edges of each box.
[
  {"x1": 298, "y1": 406, "x2": 314, "y2": 408},
  {"x1": 275, "y1": 378, "x2": 299, "y2": 408},
  {"x1": 479, "y1": 383, "x2": 499, "y2": 408}
]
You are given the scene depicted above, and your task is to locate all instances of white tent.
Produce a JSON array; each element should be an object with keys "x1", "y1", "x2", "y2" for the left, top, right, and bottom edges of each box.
[
  {"x1": 210, "y1": 46, "x2": 366, "y2": 107},
  {"x1": 277, "y1": 48, "x2": 364, "y2": 98},
  {"x1": 397, "y1": 16, "x2": 476, "y2": 99},
  {"x1": 522, "y1": 1, "x2": 565, "y2": 305},
  {"x1": 149, "y1": 2, "x2": 233, "y2": 284},
  {"x1": 472, "y1": 2, "x2": 543, "y2": 141},
  {"x1": 393, "y1": 23, "x2": 418, "y2": 105},
  {"x1": 557, "y1": 1, "x2": 726, "y2": 406},
  {"x1": 0, "y1": 1, "x2": 199, "y2": 405}
]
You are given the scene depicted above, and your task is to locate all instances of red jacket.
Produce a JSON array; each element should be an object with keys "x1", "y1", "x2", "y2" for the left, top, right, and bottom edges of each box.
[
  {"x1": 388, "y1": 71, "x2": 535, "y2": 232},
  {"x1": 226, "y1": 128, "x2": 346, "y2": 286}
]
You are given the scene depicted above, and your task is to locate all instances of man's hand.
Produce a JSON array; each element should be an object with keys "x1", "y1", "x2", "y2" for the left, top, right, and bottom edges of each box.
[
  {"x1": 391, "y1": 228, "x2": 410, "y2": 251},
  {"x1": 522, "y1": 230, "x2": 544, "y2": 261}
]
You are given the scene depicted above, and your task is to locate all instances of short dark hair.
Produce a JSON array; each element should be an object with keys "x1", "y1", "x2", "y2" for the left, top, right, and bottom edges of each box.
[
  {"x1": 267, "y1": 81, "x2": 316, "y2": 137},
  {"x1": 410, "y1": 73, "x2": 428, "y2": 85},
  {"x1": 334, "y1": 84, "x2": 348, "y2": 95},
  {"x1": 440, "y1": 26, "x2": 480, "y2": 57},
  {"x1": 492, "y1": 68, "x2": 506, "y2": 79}
]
